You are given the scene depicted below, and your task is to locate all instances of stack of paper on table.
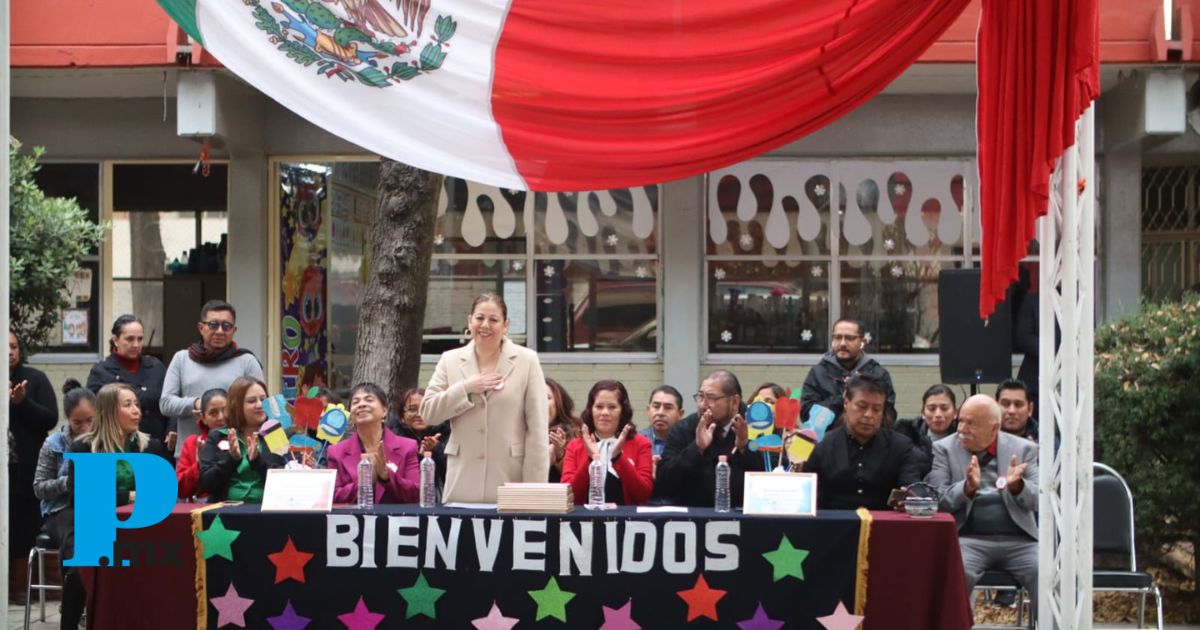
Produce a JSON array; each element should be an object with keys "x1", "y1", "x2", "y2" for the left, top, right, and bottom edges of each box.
[{"x1": 496, "y1": 483, "x2": 573, "y2": 513}]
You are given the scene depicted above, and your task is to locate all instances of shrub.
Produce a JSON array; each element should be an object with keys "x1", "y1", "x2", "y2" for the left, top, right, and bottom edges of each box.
[{"x1": 1095, "y1": 294, "x2": 1200, "y2": 569}]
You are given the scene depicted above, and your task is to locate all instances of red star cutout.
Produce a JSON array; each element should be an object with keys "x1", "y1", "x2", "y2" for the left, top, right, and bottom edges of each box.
[
  {"x1": 676, "y1": 574, "x2": 726, "y2": 622},
  {"x1": 268, "y1": 536, "x2": 314, "y2": 584}
]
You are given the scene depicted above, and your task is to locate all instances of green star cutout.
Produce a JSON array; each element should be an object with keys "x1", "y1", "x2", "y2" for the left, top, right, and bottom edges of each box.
[
  {"x1": 528, "y1": 576, "x2": 575, "y2": 622},
  {"x1": 397, "y1": 573, "x2": 445, "y2": 619},
  {"x1": 762, "y1": 535, "x2": 809, "y2": 582},
  {"x1": 195, "y1": 515, "x2": 241, "y2": 561}
]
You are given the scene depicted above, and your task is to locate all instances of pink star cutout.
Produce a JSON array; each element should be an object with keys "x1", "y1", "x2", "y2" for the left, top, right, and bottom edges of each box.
[
  {"x1": 472, "y1": 601, "x2": 519, "y2": 630},
  {"x1": 338, "y1": 597, "x2": 384, "y2": 630},
  {"x1": 600, "y1": 599, "x2": 641, "y2": 630},
  {"x1": 210, "y1": 582, "x2": 254, "y2": 628},
  {"x1": 817, "y1": 601, "x2": 865, "y2": 630}
]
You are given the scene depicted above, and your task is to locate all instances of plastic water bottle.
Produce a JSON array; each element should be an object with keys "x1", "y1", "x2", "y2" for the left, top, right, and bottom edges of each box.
[
  {"x1": 357, "y1": 454, "x2": 374, "y2": 510},
  {"x1": 419, "y1": 451, "x2": 437, "y2": 508},
  {"x1": 714, "y1": 455, "x2": 731, "y2": 512},
  {"x1": 588, "y1": 453, "x2": 606, "y2": 507}
]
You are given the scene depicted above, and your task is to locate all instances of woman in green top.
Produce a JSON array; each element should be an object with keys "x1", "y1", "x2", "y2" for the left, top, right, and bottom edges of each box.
[
  {"x1": 198, "y1": 377, "x2": 284, "y2": 502},
  {"x1": 63, "y1": 382, "x2": 169, "y2": 628}
]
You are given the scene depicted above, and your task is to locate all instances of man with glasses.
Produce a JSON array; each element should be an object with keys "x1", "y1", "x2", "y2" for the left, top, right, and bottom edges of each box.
[
  {"x1": 800, "y1": 318, "x2": 896, "y2": 424},
  {"x1": 161, "y1": 300, "x2": 264, "y2": 455},
  {"x1": 654, "y1": 370, "x2": 763, "y2": 507}
]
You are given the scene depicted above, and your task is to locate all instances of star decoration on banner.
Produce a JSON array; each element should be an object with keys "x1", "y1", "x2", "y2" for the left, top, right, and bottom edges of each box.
[
  {"x1": 762, "y1": 535, "x2": 810, "y2": 582},
  {"x1": 738, "y1": 602, "x2": 785, "y2": 630},
  {"x1": 893, "y1": 183, "x2": 907, "y2": 196},
  {"x1": 543, "y1": 265, "x2": 556, "y2": 278},
  {"x1": 634, "y1": 266, "x2": 648, "y2": 279},
  {"x1": 600, "y1": 599, "x2": 640, "y2": 630},
  {"x1": 197, "y1": 516, "x2": 240, "y2": 561},
  {"x1": 883, "y1": 238, "x2": 895, "y2": 251},
  {"x1": 812, "y1": 265, "x2": 824, "y2": 278},
  {"x1": 268, "y1": 601, "x2": 311, "y2": 630},
  {"x1": 528, "y1": 576, "x2": 576, "y2": 622},
  {"x1": 268, "y1": 537, "x2": 314, "y2": 584},
  {"x1": 472, "y1": 602, "x2": 519, "y2": 630},
  {"x1": 397, "y1": 573, "x2": 445, "y2": 620},
  {"x1": 817, "y1": 601, "x2": 865, "y2": 630},
  {"x1": 512, "y1": 261, "x2": 523, "y2": 271},
  {"x1": 890, "y1": 264, "x2": 904, "y2": 278},
  {"x1": 713, "y1": 268, "x2": 726, "y2": 280},
  {"x1": 210, "y1": 582, "x2": 254, "y2": 628},
  {"x1": 433, "y1": 234, "x2": 444, "y2": 246},
  {"x1": 814, "y1": 184, "x2": 827, "y2": 196},
  {"x1": 677, "y1": 574, "x2": 726, "y2": 622},
  {"x1": 338, "y1": 597, "x2": 385, "y2": 630},
  {"x1": 720, "y1": 330, "x2": 733, "y2": 343},
  {"x1": 739, "y1": 233, "x2": 754, "y2": 250},
  {"x1": 801, "y1": 329, "x2": 813, "y2": 342},
  {"x1": 606, "y1": 234, "x2": 620, "y2": 246}
]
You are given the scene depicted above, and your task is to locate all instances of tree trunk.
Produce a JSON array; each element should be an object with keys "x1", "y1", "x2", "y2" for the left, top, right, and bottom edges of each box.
[{"x1": 352, "y1": 160, "x2": 442, "y2": 404}]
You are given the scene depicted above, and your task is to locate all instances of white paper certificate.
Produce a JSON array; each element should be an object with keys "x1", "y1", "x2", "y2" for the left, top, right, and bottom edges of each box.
[
  {"x1": 742, "y1": 472, "x2": 818, "y2": 516},
  {"x1": 261, "y1": 469, "x2": 338, "y2": 512}
]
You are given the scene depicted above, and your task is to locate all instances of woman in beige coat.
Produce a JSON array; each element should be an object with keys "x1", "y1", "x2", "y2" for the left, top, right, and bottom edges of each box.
[{"x1": 420, "y1": 293, "x2": 550, "y2": 503}]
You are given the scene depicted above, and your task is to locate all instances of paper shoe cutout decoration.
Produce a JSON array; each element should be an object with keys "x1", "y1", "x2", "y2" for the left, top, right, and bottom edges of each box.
[
  {"x1": 289, "y1": 433, "x2": 322, "y2": 450},
  {"x1": 263, "y1": 394, "x2": 293, "y2": 430},
  {"x1": 786, "y1": 429, "x2": 818, "y2": 463},
  {"x1": 774, "y1": 398, "x2": 800, "y2": 430},
  {"x1": 259, "y1": 420, "x2": 291, "y2": 455},
  {"x1": 293, "y1": 394, "x2": 325, "y2": 431},
  {"x1": 317, "y1": 404, "x2": 349, "y2": 444},
  {"x1": 746, "y1": 400, "x2": 774, "y2": 439},
  {"x1": 803, "y1": 404, "x2": 836, "y2": 441}
]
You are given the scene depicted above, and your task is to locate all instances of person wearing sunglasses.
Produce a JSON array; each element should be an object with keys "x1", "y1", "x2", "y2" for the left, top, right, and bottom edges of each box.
[{"x1": 160, "y1": 300, "x2": 264, "y2": 457}]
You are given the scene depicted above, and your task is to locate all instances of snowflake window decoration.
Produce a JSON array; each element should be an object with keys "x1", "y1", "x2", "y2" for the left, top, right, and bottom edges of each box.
[
  {"x1": 801, "y1": 329, "x2": 813, "y2": 342},
  {"x1": 511, "y1": 261, "x2": 524, "y2": 272},
  {"x1": 634, "y1": 266, "x2": 648, "y2": 279},
  {"x1": 739, "y1": 233, "x2": 754, "y2": 250},
  {"x1": 811, "y1": 265, "x2": 824, "y2": 278},
  {"x1": 814, "y1": 184, "x2": 827, "y2": 196},
  {"x1": 883, "y1": 238, "x2": 895, "y2": 251},
  {"x1": 864, "y1": 332, "x2": 873, "y2": 345},
  {"x1": 720, "y1": 330, "x2": 733, "y2": 343},
  {"x1": 433, "y1": 234, "x2": 445, "y2": 246},
  {"x1": 543, "y1": 265, "x2": 556, "y2": 278},
  {"x1": 605, "y1": 234, "x2": 620, "y2": 247},
  {"x1": 713, "y1": 268, "x2": 727, "y2": 280},
  {"x1": 890, "y1": 265, "x2": 904, "y2": 278},
  {"x1": 893, "y1": 183, "x2": 907, "y2": 196}
]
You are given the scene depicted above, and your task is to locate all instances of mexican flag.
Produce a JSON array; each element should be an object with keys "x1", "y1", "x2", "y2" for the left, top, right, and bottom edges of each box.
[{"x1": 157, "y1": 0, "x2": 971, "y2": 192}]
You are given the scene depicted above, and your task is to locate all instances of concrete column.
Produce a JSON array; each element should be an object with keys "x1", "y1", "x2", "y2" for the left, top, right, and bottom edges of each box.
[
  {"x1": 1100, "y1": 150, "x2": 1142, "y2": 321},
  {"x1": 660, "y1": 176, "x2": 705, "y2": 413}
]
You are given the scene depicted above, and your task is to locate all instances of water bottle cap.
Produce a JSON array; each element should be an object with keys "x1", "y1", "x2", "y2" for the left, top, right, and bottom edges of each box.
[
  {"x1": 718, "y1": 455, "x2": 728, "y2": 462},
  {"x1": 360, "y1": 453, "x2": 371, "y2": 460},
  {"x1": 423, "y1": 451, "x2": 432, "y2": 458}
]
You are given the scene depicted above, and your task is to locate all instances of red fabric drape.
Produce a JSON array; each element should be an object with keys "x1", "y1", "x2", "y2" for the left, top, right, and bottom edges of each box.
[
  {"x1": 976, "y1": 0, "x2": 1100, "y2": 319},
  {"x1": 492, "y1": 0, "x2": 972, "y2": 192}
]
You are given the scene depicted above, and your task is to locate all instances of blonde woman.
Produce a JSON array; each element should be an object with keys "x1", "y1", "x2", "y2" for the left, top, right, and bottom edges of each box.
[{"x1": 421, "y1": 293, "x2": 549, "y2": 503}]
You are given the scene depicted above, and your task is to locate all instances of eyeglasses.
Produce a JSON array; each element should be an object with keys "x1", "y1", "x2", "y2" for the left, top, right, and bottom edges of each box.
[
  {"x1": 202, "y1": 320, "x2": 235, "y2": 332},
  {"x1": 693, "y1": 392, "x2": 731, "y2": 404},
  {"x1": 832, "y1": 334, "x2": 861, "y2": 342}
]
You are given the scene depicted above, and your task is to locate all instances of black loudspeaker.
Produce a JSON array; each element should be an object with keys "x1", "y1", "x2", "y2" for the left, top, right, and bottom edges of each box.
[{"x1": 938, "y1": 269, "x2": 1013, "y2": 385}]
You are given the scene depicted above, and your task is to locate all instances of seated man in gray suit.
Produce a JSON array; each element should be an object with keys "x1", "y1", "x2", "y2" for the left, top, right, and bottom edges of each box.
[{"x1": 926, "y1": 394, "x2": 1039, "y2": 614}]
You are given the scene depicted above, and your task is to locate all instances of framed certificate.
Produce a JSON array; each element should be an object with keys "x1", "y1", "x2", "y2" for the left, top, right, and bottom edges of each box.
[
  {"x1": 261, "y1": 469, "x2": 338, "y2": 512},
  {"x1": 742, "y1": 472, "x2": 818, "y2": 516}
]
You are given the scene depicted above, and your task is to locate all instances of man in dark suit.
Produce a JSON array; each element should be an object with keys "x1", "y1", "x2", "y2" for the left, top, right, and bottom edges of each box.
[
  {"x1": 654, "y1": 370, "x2": 763, "y2": 507},
  {"x1": 803, "y1": 376, "x2": 926, "y2": 510},
  {"x1": 927, "y1": 394, "x2": 1039, "y2": 613}
]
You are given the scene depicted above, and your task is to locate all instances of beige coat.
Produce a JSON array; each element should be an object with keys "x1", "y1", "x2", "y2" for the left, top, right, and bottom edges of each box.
[{"x1": 420, "y1": 339, "x2": 549, "y2": 503}]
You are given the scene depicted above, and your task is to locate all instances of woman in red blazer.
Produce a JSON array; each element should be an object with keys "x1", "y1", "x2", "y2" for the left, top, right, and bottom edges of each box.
[{"x1": 561, "y1": 380, "x2": 654, "y2": 506}]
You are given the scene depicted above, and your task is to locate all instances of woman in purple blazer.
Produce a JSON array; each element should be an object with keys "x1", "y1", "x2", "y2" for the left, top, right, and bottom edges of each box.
[{"x1": 328, "y1": 382, "x2": 421, "y2": 504}]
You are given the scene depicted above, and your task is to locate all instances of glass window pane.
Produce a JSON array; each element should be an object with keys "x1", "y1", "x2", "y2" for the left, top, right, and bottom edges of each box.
[
  {"x1": 434, "y1": 178, "x2": 528, "y2": 255},
  {"x1": 33, "y1": 163, "x2": 101, "y2": 256},
  {"x1": 838, "y1": 162, "x2": 969, "y2": 257},
  {"x1": 535, "y1": 260, "x2": 657, "y2": 352},
  {"x1": 534, "y1": 186, "x2": 659, "y2": 256},
  {"x1": 111, "y1": 211, "x2": 199, "y2": 278},
  {"x1": 707, "y1": 165, "x2": 831, "y2": 256},
  {"x1": 839, "y1": 260, "x2": 954, "y2": 353},
  {"x1": 707, "y1": 261, "x2": 829, "y2": 353},
  {"x1": 423, "y1": 259, "x2": 526, "y2": 354}
]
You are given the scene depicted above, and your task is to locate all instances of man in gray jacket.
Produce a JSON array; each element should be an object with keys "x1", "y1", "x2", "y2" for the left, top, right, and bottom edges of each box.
[
  {"x1": 927, "y1": 394, "x2": 1039, "y2": 614},
  {"x1": 161, "y1": 300, "x2": 263, "y2": 455}
]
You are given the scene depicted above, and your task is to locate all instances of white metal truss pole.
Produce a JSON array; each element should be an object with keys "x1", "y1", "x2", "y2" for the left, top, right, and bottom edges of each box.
[
  {"x1": 1038, "y1": 105, "x2": 1096, "y2": 630},
  {"x1": 1, "y1": 0, "x2": 12, "y2": 622}
]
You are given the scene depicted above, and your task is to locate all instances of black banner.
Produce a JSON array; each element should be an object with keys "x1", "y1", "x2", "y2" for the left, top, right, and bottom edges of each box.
[{"x1": 200, "y1": 505, "x2": 863, "y2": 628}]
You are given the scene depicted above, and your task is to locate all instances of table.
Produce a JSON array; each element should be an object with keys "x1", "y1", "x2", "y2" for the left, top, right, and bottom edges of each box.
[{"x1": 86, "y1": 505, "x2": 973, "y2": 629}]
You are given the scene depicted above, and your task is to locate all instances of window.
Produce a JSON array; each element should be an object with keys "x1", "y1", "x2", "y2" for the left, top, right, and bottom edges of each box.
[
  {"x1": 427, "y1": 181, "x2": 660, "y2": 354},
  {"x1": 706, "y1": 160, "x2": 976, "y2": 354}
]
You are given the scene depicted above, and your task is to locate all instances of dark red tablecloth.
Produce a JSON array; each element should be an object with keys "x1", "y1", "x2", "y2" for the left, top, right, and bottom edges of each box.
[
  {"x1": 78, "y1": 503, "x2": 199, "y2": 630},
  {"x1": 864, "y1": 511, "x2": 974, "y2": 629}
]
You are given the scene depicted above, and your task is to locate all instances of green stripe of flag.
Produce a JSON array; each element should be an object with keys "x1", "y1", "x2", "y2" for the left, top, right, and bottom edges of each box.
[{"x1": 157, "y1": 0, "x2": 204, "y2": 46}]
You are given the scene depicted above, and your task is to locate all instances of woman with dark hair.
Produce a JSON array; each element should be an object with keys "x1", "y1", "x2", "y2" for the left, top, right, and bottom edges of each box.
[
  {"x1": 86, "y1": 314, "x2": 170, "y2": 446},
  {"x1": 328, "y1": 383, "x2": 420, "y2": 504},
  {"x1": 751, "y1": 382, "x2": 787, "y2": 405},
  {"x1": 422, "y1": 292, "x2": 549, "y2": 503},
  {"x1": 8, "y1": 331, "x2": 57, "y2": 577},
  {"x1": 64, "y1": 382, "x2": 169, "y2": 628},
  {"x1": 545, "y1": 378, "x2": 580, "y2": 483},
  {"x1": 386, "y1": 387, "x2": 450, "y2": 492},
  {"x1": 560, "y1": 380, "x2": 654, "y2": 506},
  {"x1": 894, "y1": 384, "x2": 959, "y2": 469},
  {"x1": 176, "y1": 388, "x2": 227, "y2": 500},
  {"x1": 198, "y1": 377, "x2": 285, "y2": 502}
]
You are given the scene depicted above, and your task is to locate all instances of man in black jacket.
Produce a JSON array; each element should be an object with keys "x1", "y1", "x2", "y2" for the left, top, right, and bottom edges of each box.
[
  {"x1": 800, "y1": 318, "x2": 896, "y2": 423},
  {"x1": 803, "y1": 376, "x2": 926, "y2": 510},
  {"x1": 654, "y1": 370, "x2": 763, "y2": 507}
]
